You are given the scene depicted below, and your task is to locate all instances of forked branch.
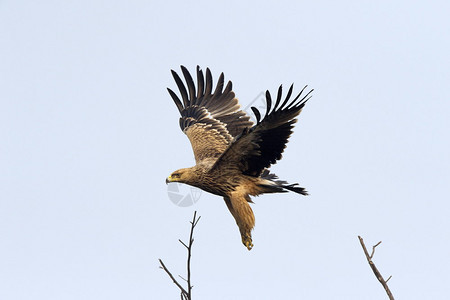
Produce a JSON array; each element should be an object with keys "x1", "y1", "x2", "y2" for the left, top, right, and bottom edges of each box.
[
  {"x1": 159, "y1": 211, "x2": 201, "y2": 300},
  {"x1": 358, "y1": 236, "x2": 395, "y2": 300}
]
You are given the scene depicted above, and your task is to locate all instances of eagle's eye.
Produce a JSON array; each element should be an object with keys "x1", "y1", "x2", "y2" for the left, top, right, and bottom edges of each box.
[{"x1": 171, "y1": 173, "x2": 180, "y2": 179}]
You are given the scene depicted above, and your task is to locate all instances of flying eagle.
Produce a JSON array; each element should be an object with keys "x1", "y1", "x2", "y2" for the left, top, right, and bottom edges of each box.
[{"x1": 166, "y1": 66, "x2": 312, "y2": 250}]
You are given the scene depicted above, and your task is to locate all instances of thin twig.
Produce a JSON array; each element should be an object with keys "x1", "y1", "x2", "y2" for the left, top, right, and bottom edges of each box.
[
  {"x1": 358, "y1": 236, "x2": 395, "y2": 300},
  {"x1": 179, "y1": 239, "x2": 189, "y2": 249},
  {"x1": 159, "y1": 211, "x2": 201, "y2": 300},
  {"x1": 185, "y1": 211, "x2": 200, "y2": 299},
  {"x1": 158, "y1": 259, "x2": 188, "y2": 298},
  {"x1": 370, "y1": 241, "x2": 382, "y2": 258}
]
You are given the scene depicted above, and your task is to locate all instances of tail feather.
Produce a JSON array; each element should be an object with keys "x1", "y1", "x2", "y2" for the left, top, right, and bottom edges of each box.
[
  {"x1": 259, "y1": 169, "x2": 308, "y2": 195},
  {"x1": 282, "y1": 183, "x2": 308, "y2": 195}
]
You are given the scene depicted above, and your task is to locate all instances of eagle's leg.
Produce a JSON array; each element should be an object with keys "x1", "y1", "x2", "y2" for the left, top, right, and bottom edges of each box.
[
  {"x1": 224, "y1": 194, "x2": 255, "y2": 251},
  {"x1": 240, "y1": 231, "x2": 253, "y2": 251}
]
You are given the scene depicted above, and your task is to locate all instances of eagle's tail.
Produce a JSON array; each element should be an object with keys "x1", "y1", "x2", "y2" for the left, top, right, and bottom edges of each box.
[
  {"x1": 259, "y1": 169, "x2": 308, "y2": 196},
  {"x1": 282, "y1": 183, "x2": 308, "y2": 195}
]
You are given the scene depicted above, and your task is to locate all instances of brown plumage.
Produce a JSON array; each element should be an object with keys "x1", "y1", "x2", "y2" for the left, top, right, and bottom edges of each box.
[{"x1": 166, "y1": 66, "x2": 312, "y2": 250}]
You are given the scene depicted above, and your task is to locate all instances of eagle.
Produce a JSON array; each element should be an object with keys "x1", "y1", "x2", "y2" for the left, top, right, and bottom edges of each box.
[{"x1": 165, "y1": 66, "x2": 312, "y2": 250}]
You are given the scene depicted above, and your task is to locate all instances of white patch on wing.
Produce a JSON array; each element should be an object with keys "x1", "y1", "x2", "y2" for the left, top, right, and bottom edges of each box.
[{"x1": 205, "y1": 111, "x2": 213, "y2": 119}]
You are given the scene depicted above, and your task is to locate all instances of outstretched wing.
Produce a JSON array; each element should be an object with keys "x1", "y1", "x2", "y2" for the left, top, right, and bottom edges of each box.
[
  {"x1": 167, "y1": 66, "x2": 253, "y2": 163},
  {"x1": 212, "y1": 84, "x2": 313, "y2": 176}
]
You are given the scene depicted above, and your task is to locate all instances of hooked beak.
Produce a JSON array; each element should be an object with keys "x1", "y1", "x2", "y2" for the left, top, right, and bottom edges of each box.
[{"x1": 165, "y1": 176, "x2": 171, "y2": 184}]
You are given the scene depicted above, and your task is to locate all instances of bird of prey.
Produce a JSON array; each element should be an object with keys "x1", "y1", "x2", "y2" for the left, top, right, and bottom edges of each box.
[{"x1": 166, "y1": 66, "x2": 312, "y2": 250}]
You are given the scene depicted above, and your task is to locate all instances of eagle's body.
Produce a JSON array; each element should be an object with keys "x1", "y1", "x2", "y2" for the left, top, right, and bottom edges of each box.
[{"x1": 166, "y1": 66, "x2": 312, "y2": 250}]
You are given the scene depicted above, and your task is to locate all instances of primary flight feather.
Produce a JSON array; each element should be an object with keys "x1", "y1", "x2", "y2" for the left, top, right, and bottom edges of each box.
[{"x1": 166, "y1": 66, "x2": 312, "y2": 250}]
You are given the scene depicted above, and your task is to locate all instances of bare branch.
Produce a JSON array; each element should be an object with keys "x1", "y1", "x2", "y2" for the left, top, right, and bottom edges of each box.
[
  {"x1": 159, "y1": 211, "x2": 201, "y2": 300},
  {"x1": 370, "y1": 241, "x2": 382, "y2": 258},
  {"x1": 158, "y1": 259, "x2": 188, "y2": 298},
  {"x1": 358, "y1": 236, "x2": 395, "y2": 300},
  {"x1": 186, "y1": 211, "x2": 200, "y2": 299},
  {"x1": 179, "y1": 239, "x2": 189, "y2": 249}
]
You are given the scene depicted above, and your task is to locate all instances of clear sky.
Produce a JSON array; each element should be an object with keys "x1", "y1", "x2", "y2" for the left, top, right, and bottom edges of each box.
[{"x1": 1, "y1": 1, "x2": 449, "y2": 299}]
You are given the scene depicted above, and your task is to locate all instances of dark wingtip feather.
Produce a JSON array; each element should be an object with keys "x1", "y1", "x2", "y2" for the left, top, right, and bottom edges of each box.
[
  {"x1": 274, "y1": 85, "x2": 283, "y2": 110},
  {"x1": 212, "y1": 72, "x2": 225, "y2": 97},
  {"x1": 196, "y1": 66, "x2": 205, "y2": 100},
  {"x1": 280, "y1": 84, "x2": 294, "y2": 110},
  {"x1": 286, "y1": 84, "x2": 294, "y2": 101},
  {"x1": 181, "y1": 66, "x2": 196, "y2": 102},
  {"x1": 167, "y1": 88, "x2": 184, "y2": 114},
  {"x1": 251, "y1": 107, "x2": 261, "y2": 123},
  {"x1": 301, "y1": 87, "x2": 314, "y2": 103},
  {"x1": 264, "y1": 90, "x2": 272, "y2": 118},
  {"x1": 223, "y1": 80, "x2": 233, "y2": 95},
  {"x1": 171, "y1": 69, "x2": 190, "y2": 107},
  {"x1": 287, "y1": 85, "x2": 310, "y2": 109},
  {"x1": 205, "y1": 68, "x2": 213, "y2": 95},
  {"x1": 293, "y1": 86, "x2": 314, "y2": 110}
]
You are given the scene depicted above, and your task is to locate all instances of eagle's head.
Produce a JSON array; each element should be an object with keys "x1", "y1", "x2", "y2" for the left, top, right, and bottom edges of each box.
[{"x1": 166, "y1": 168, "x2": 193, "y2": 185}]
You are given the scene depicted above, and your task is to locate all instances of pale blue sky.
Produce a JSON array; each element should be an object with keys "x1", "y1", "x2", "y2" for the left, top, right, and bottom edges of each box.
[{"x1": 1, "y1": 1, "x2": 449, "y2": 299}]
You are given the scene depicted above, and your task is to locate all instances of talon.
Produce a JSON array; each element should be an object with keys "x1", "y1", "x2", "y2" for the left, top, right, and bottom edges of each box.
[
  {"x1": 246, "y1": 241, "x2": 253, "y2": 251},
  {"x1": 241, "y1": 234, "x2": 253, "y2": 250}
]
